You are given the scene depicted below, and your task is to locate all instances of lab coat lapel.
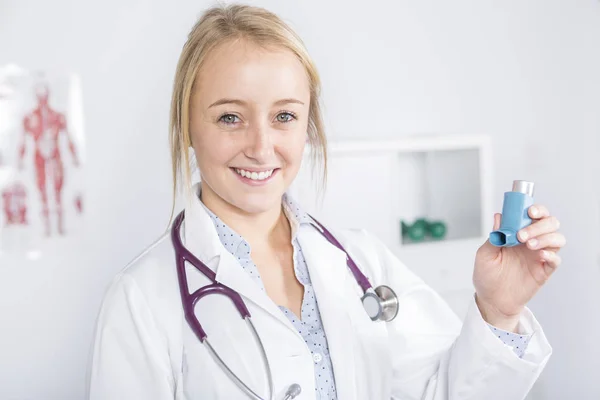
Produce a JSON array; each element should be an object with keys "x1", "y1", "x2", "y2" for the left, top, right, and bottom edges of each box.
[
  {"x1": 213, "y1": 251, "x2": 301, "y2": 337},
  {"x1": 182, "y1": 186, "x2": 301, "y2": 339},
  {"x1": 298, "y1": 225, "x2": 357, "y2": 400}
]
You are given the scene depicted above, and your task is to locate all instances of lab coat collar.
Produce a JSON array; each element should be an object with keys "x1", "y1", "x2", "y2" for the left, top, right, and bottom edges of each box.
[
  {"x1": 183, "y1": 184, "x2": 312, "y2": 260},
  {"x1": 181, "y1": 185, "x2": 223, "y2": 263},
  {"x1": 198, "y1": 191, "x2": 313, "y2": 261},
  {"x1": 181, "y1": 184, "x2": 303, "y2": 339}
]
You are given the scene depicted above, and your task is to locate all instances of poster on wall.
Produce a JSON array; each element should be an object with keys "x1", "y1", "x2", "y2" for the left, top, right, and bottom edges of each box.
[{"x1": 0, "y1": 64, "x2": 85, "y2": 256}]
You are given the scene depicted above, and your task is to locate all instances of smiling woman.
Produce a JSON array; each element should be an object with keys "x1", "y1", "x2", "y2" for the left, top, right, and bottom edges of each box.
[
  {"x1": 169, "y1": 7, "x2": 327, "y2": 220},
  {"x1": 188, "y1": 39, "x2": 310, "y2": 216},
  {"x1": 88, "y1": 4, "x2": 563, "y2": 400}
]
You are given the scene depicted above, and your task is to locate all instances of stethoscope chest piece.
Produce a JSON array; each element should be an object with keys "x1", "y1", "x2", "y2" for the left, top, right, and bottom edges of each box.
[{"x1": 361, "y1": 285, "x2": 399, "y2": 322}]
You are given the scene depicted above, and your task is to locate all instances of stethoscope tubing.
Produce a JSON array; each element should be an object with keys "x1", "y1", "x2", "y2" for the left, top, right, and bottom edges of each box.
[
  {"x1": 203, "y1": 317, "x2": 274, "y2": 400},
  {"x1": 170, "y1": 208, "x2": 392, "y2": 400}
]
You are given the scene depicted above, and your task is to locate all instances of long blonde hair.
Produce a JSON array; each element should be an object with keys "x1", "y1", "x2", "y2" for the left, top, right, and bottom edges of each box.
[{"x1": 168, "y1": 4, "x2": 327, "y2": 220}]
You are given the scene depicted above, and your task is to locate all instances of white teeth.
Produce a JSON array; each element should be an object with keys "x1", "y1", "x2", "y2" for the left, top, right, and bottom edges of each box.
[{"x1": 234, "y1": 168, "x2": 274, "y2": 181}]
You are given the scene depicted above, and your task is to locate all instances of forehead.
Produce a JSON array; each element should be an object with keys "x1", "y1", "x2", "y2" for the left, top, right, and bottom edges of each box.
[{"x1": 194, "y1": 39, "x2": 310, "y2": 105}]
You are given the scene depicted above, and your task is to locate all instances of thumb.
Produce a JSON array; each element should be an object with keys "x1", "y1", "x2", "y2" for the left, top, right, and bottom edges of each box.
[{"x1": 478, "y1": 213, "x2": 503, "y2": 259}]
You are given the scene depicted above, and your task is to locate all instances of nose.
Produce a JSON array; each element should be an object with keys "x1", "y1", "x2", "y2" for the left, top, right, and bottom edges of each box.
[{"x1": 244, "y1": 122, "x2": 275, "y2": 162}]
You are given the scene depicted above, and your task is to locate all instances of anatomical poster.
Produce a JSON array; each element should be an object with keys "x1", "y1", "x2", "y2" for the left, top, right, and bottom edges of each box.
[{"x1": 0, "y1": 65, "x2": 85, "y2": 253}]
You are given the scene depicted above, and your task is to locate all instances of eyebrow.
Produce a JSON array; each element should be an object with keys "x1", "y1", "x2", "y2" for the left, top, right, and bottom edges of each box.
[{"x1": 208, "y1": 98, "x2": 305, "y2": 108}]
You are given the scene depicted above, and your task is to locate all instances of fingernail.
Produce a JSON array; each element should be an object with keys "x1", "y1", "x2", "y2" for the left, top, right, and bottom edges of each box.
[
  {"x1": 530, "y1": 206, "x2": 538, "y2": 217},
  {"x1": 520, "y1": 231, "x2": 528, "y2": 241},
  {"x1": 528, "y1": 238, "x2": 538, "y2": 248}
]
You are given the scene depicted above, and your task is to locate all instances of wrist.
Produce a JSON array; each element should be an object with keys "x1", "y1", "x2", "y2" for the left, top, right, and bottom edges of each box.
[{"x1": 475, "y1": 295, "x2": 522, "y2": 333}]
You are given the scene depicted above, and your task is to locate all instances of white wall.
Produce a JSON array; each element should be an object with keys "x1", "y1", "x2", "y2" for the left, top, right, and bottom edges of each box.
[{"x1": 1, "y1": 0, "x2": 599, "y2": 399}]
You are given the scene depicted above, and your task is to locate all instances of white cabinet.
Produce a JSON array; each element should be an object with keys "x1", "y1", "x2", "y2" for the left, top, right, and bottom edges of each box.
[{"x1": 290, "y1": 134, "x2": 493, "y2": 319}]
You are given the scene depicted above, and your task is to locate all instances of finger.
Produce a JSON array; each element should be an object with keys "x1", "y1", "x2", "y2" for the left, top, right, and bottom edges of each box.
[
  {"x1": 540, "y1": 246, "x2": 562, "y2": 254},
  {"x1": 539, "y1": 249, "x2": 561, "y2": 274},
  {"x1": 528, "y1": 204, "x2": 550, "y2": 220},
  {"x1": 518, "y1": 216, "x2": 561, "y2": 242},
  {"x1": 526, "y1": 232, "x2": 567, "y2": 251},
  {"x1": 492, "y1": 213, "x2": 501, "y2": 231}
]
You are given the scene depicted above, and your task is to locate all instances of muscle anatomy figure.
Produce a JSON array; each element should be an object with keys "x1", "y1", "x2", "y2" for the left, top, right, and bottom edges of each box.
[{"x1": 19, "y1": 83, "x2": 79, "y2": 235}]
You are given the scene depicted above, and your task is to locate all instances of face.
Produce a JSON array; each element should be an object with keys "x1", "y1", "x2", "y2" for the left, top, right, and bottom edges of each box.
[{"x1": 189, "y1": 39, "x2": 310, "y2": 215}]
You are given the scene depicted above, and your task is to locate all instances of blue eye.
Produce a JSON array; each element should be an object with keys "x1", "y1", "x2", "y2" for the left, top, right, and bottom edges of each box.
[
  {"x1": 219, "y1": 114, "x2": 240, "y2": 125},
  {"x1": 276, "y1": 112, "x2": 296, "y2": 123}
]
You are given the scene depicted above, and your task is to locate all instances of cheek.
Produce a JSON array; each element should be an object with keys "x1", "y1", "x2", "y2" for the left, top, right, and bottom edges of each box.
[
  {"x1": 192, "y1": 133, "x2": 236, "y2": 171},
  {"x1": 279, "y1": 133, "x2": 307, "y2": 170}
]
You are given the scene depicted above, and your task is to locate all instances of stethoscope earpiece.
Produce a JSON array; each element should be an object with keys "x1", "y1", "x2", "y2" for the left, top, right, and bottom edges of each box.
[{"x1": 361, "y1": 285, "x2": 399, "y2": 322}]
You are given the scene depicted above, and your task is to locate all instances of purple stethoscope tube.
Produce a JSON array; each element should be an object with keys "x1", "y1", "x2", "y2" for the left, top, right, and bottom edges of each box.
[
  {"x1": 171, "y1": 210, "x2": 398, "y2": 400},
  {"x1": 172, "y1": 210, "x2": 377, "y2": 342},
  {"x1": 172, "y1": 210, "x2": 250, "y2": 342}
]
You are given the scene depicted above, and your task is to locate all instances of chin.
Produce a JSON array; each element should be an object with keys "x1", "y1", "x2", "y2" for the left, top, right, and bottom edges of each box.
[{"x1": 231, "y1": 190, "x2": 284, "y2": 215}]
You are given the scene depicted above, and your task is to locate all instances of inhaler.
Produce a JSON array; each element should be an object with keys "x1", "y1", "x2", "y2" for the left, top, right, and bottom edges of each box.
[{"x1": 489, "y1": 180, "x2": 535, "y2": 247}]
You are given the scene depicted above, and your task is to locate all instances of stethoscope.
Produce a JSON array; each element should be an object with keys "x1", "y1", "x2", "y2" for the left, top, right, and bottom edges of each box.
[{"x1": 171, "y1": 210, "x2": 399, "y2": 400}]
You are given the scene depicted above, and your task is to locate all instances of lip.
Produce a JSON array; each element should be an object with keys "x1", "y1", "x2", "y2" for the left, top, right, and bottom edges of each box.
[
  {"x1": 230, "y1": 167, "x2": 279, "y2": 186},
  {"x1": 231, "y1": 167, "x2": 279, "y2": 173}
]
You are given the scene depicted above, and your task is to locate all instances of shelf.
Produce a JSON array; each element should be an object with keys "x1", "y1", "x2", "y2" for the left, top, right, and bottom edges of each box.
[
  {"x1": 395, "y1": 148, "x2": 483, "y2": 245},
  {"x1": 290, "y1": 134, "x2": 493, "y2": 315},
  {"x1": 325, "y1": 134, "x2": 490, "y2": 154},
  {"x1": 293, "y1": 134, "x2": 492, "y2": 250}
]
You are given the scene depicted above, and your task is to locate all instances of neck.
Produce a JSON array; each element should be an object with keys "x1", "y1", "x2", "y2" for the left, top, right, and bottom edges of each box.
[{"x1": 200, "y1": 183, "x2": 290, "y2": 249}]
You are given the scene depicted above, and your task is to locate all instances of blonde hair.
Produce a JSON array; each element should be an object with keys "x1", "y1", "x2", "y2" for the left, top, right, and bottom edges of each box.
[{"x1": 168, "y1": 4, "x2": 327, "y2": 218}]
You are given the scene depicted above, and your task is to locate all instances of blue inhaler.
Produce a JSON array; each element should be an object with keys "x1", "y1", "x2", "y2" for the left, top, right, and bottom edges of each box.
[{"x1": 489, "y1": 180, "x2": 535, "y2": 247}]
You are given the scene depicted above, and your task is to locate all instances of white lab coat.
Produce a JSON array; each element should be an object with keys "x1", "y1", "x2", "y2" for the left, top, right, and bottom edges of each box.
[{"x1": 87, "y1": 190, "x2": 552, "y2": 400}]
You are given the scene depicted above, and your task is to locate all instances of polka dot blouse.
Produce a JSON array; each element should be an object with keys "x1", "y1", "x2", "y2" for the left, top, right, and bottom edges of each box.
[{"x1": 488, "y1": 325, "x2": 531, "y2": 358}]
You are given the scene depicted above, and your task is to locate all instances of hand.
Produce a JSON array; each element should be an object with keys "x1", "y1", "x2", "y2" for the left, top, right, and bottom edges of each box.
[{"x1": 473, "y1": 205, "x2": 566, "y2": 331}]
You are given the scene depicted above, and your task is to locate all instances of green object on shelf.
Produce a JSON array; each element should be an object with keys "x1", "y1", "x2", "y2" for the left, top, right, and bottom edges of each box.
[
  {"x1": 407, "y1": 223, "x2": 426, "y2": 242},
  {"x1": 401, "y1": 221, "x2": 410, "y2": 237},
  {"x1": 400, "y1": 218, "x2": 426, "y2": 242},
  {"x1": 401, "y1": 218, "x2": 448, "y2": 243},
  {"x1": 428, "y1": 221, "x2": 447, "y2": 239},
  {"x1": 412, "y1": 218, "x2": 428, "y2": 231}
]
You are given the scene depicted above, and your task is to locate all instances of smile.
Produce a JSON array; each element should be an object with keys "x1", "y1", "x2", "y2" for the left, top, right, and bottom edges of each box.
[{"x1": 233, "y1": 168, "x2": 276, "y2": 181}]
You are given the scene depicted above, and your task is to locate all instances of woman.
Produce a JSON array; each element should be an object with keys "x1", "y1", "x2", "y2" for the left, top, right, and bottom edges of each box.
[{"x1": 88, "y1": 4, "x2": 565, "y2": 400}]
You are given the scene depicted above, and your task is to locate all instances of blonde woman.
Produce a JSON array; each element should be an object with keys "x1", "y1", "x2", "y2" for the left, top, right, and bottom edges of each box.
[{"x1": 88, "y1": 4, "x2": 565, "y2": 400}]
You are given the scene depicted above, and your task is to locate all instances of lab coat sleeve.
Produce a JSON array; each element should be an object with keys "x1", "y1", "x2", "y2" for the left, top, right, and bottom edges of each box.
[
  {"x1": 87, "y1": 273, "x2": 174, "y2": 400},
  {"x1": 363, "y1": 232, "x2": 553, "y2": 400}
]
